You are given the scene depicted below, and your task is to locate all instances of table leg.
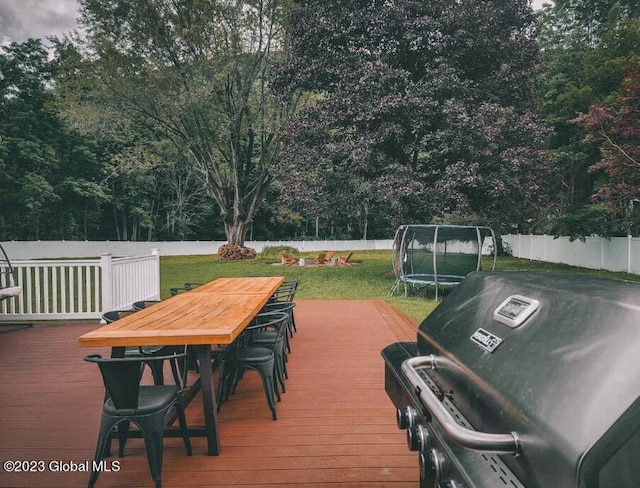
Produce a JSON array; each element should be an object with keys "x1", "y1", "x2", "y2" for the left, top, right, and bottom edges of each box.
[
  {"x1": 110, "y1": 346, "x2": 125, "y2": 358},
  {"x1": 194, "y1": 344, "x2": 221, "y2": 455}
]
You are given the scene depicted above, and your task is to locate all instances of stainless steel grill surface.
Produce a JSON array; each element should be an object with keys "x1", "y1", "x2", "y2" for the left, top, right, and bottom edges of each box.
[{"x1": 381, "y1": 271, "x2": 640, "y2": 488}]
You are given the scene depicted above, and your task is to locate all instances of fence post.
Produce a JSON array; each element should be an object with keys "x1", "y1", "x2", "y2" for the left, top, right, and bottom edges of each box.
[
  {"x1": 100, "y1": 253, "x2": 113, "y2": 314},
  {"x1": 151, "y1": 248, "x2": 160, "y2": 300}
]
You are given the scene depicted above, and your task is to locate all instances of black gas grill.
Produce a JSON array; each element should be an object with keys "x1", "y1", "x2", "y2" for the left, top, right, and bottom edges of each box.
[{"x1": 381, "y1": 271, "x2": 640, "y2": 488}]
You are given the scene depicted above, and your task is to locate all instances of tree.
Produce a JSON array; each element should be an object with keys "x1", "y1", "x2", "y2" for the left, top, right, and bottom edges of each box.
[
  {"x1": 274, "y1": 0, "x2": 553, "y2": 239},
  {"x1": 0, "y1": 39, "x2": 108, "y2": 240},
  {"x1": 574, "y1": 65, "x2": 640, "y2": 234},
  {"x1": 65, "y1": 0, "x2": 297, "y2": 246},
  {"x1": 536, "y1": 0, "x2": 640, "y2": 237}
]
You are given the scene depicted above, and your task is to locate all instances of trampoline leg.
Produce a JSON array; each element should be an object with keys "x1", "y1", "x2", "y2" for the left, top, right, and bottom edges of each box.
[{"x1": 388, "y1": 280, "x2": 399, "y2": 297}]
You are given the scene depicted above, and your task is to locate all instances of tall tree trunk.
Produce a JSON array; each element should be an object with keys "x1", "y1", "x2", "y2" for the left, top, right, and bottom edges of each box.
[{"x1": 224, "y1": 220, "x2": 248, "y2": 246}]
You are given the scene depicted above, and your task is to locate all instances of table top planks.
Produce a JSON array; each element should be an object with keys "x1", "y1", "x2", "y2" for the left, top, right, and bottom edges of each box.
[
  {"x1": 190, "y1": 276, "x2": 288, "y2": 295},
  {"x1": 78, "y1": 276, "x2": 285, "y2": 348}
]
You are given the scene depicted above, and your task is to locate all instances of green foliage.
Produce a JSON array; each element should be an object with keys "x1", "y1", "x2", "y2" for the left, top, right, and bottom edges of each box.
[
  {"x1": 275, "y1": 0, "x2": 551, "y2": 237},
  {"x1": 259, "y1": 245, "x2": 300, "y2": 258},
  {"x1": 538, "y1": 0, "x2": 640, "y2": 237},
  {"x1": 545, "y1": 203, "x2": 624, "y2": 240},
  {"x1": 0, "y1": 39, "x2": 108, "y2": 240},
  {"x1": 69, "y1": 0, "x2": 300, "y2": 246}
]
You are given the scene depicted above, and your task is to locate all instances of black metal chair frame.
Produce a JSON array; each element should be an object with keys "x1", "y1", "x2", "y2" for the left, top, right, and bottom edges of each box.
[
  {"x1": 268, "y1": 280, "x2": 298, "y2": 335},
  {"x1": 102, "y1": 310, "x2": 167, "y2": 386},
  {"x1": 217, "y1": 311, "x2": 289, "y2": 420},
  {"x1": 84, "y1": 349, "x2": 192, "y2": 488}
]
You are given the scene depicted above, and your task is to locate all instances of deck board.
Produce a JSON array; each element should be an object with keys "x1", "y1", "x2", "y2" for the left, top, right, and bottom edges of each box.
[{"x1": 0, "y1": 300, "x2": 419, "y2": 488}]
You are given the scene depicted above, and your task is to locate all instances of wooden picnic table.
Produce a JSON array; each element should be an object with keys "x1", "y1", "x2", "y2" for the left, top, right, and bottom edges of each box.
[{"x1": 78, "y1": 275, "x2": 285, "y2": 456}]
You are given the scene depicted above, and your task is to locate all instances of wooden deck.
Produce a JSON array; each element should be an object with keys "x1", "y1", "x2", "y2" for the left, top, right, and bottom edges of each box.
[{"x1": 0, "y1": 300, "x2": 420, "y2": 488}]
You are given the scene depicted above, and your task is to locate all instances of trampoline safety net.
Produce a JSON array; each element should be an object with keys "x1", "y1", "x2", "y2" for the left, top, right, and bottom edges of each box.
[{"x1": 389, "y1": 224, "x2": 496, "y2": 299}]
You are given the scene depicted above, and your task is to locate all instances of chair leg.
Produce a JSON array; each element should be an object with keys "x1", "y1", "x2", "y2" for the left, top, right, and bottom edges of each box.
[
  {"x1": 229, "y1": 368, "x2": 245, "y2": 395},
  {"x1": 149, "y1": 360, "x2": 165, "y2": 385},
  {"x1": 140, "y1": 413, "x2": 168, "y2": 488},
  {"x1": 274, "y1": 346, "x2": 286, "y2": 392},
  {"x1": 216, "y1": 361, "x2": 236, "y2": 411},
  {"x1": 89, "y1": 416, "x2": 120, "y2": 488},
  {"x1": 117, "y1": 420, "x2": 130, "y2": 457},
  {"x1": 253, "y1": 362, "x2": 278, "y2": 419}
]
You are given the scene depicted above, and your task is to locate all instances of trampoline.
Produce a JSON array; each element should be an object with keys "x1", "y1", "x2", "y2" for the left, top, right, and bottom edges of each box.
[{"x1": 388, "y1": 224, "x2": 496, "y2": 299}]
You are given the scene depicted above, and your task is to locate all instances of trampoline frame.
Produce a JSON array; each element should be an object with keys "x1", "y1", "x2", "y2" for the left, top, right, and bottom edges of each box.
[{"x1": 388, "y1": 224, "x2": 496, "y2": 300}]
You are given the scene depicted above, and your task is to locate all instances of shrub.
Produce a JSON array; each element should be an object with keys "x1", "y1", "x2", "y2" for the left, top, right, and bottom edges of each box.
[
  {"x1": 260, "y1": 245, "x2": 299, "y2": 258},
  {"x1": 217, "y1": 244, "x2": 257, "y2": 261}
]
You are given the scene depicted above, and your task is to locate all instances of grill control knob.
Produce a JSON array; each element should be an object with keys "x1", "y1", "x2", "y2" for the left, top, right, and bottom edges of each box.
[
  {"x1": 420, "y1": 448, "x2": 452, "y2": 484},
  {"x1": 396, "y1": 406, "x2": 419, "y2": 429},
  {"x1": 407, "y1": 424, "x2": 432, "y2": 452}
]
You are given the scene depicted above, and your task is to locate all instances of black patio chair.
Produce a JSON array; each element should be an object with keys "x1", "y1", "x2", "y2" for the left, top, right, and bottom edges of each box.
[
  {"x1": 247, "y1": 307, "x2": 291, "y2": 389},
  {"x1": 84, "y1": 348, "x2": 191, "y2": 488},
  {"x1": 259, "y1": 300, "x2": 296, "y2": 356},
  {"x1": 217, "y1": 311, "x2": 289, "y2": 420},
  {"x1": 268, "y1": 280, "x2": 298, "y2": 335},
  {"x1": 102, "y1": 310, "x2": 167, "y2": 385}
]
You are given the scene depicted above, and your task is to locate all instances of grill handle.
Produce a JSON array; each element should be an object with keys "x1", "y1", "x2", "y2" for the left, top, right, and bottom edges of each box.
[{"x1": 401, "y1": 355, "x2": 521, "y2": 456}]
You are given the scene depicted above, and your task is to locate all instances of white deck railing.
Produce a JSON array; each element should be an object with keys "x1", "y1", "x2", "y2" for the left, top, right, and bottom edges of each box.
[{"x1": 0, "y1": 249, "x2": 160, "y2": 322}]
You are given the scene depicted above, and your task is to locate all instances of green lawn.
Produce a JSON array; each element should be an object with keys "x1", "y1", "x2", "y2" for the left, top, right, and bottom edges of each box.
[{"x1": 160, "y1": 250, "x2": 640, "y2": 323}]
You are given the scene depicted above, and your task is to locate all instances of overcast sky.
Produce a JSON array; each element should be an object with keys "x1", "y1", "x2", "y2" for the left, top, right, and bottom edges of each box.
[{"x1": 1, "y1": 0, "x2": 550, "y2": 47}]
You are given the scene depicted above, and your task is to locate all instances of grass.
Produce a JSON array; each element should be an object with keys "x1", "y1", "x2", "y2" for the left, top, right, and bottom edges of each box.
[{"x1": 160, "y1": 250, "x2": 640, "y2": 323}]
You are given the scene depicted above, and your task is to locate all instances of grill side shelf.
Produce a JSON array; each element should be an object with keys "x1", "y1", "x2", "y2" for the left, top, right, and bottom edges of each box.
[{"x1": 402, "y1": 355, "x2": 522, "y2": 456}]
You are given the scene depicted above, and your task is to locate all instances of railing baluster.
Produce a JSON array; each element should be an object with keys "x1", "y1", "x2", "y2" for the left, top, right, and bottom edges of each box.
[{"x1": 1, "y1": 252, "x2": 159, "y2": 322}]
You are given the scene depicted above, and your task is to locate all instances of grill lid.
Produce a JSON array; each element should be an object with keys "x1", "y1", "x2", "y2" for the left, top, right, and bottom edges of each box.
[{"x1": 414, "y1": 271, "x2": 640, "y2": 487}]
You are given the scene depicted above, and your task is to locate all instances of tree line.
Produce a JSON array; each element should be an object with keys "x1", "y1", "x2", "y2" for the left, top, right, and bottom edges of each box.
[{"x1": 1, "y1": 0, "x2": 638, "y2": 245}]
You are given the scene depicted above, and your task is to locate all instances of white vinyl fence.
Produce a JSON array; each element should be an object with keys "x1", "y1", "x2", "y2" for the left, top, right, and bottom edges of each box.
[
  {"x1": 502, "y1": 234, "x2": 640, "y2": 275},
  {"x1": 2, "y1": 235, "x2": 637, "y2": 322},
  {"x1": 0, "y1": 249, "x2": 160, "y2": 322},
  {"x1": 0, "y1": 239, "x2": 394, "y2": 260}
]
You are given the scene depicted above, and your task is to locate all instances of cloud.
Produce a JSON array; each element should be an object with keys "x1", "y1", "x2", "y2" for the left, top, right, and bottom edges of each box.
[{"x1": 0, "y1": 0, "x2": 80, "y2": 46}]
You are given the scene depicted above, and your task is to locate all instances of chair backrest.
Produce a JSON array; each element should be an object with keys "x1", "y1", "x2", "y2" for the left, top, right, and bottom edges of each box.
[
  {"x1": 339, "y1": 252, "x2": 353, "y2": 264},
  {"x1": 132, "y1": 300, "x2": 160, "y2": 311},
  {"x1": 243, "y1": 311, "x2": 289, "y2": 350},
  {"x1": 262, "y1": 301, "x2": 296, "y2": 331},
  {"x1": 262, "y1": 301, "x2": 296, "y2": 314},
  {"x1": 84, "y1": 349, "x2": 188, "y2": 413},
  {"x1": 184, "y1": 283, "x2": 203, "y2": 290},
  {"x1": 102, "y1": 309, "x2": 136, "y2": 323},
  {"x1": 85, "y1": 354, "x2": 145, "y2": 413},
  {"x1": 169, "y1": 287, "x2": 189, "y2": 296},
  {"x1": 270, "y1": 281, "x2": 298, "y2": 302},
  {"x1": 281, "y1": 253, "x2": 297, "y2": 265}
]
